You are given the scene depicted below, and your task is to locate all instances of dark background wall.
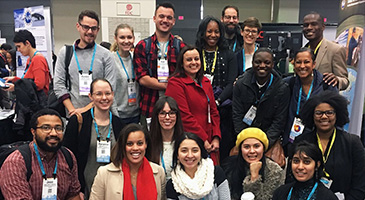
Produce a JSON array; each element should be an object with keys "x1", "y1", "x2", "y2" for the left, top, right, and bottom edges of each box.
[{"x1": 299, "y1": 0, "x2": 340, "y2": 23}]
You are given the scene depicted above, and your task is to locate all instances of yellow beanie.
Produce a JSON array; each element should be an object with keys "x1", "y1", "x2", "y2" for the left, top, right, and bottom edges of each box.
[{"x1": 236, "y1": 127, "x2": 269, "y2": 151}]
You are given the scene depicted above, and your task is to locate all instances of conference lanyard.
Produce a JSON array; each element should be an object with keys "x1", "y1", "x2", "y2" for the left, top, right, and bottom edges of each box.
[
  {"x1": 91, "y1": 107, "x2": 112, "y2": 141},
  {"x1": 309, "y1": 39, "x2": 323, "y2": 55},
  {"x1": 255, "y1": 74, "x2": 273, "y2": 104},
  {"x1": 241, "y1": 45, "x2": 257, "y2": 72},
  {"x1": 203, "y1": 47, "x2": 218, "y2": 74},
  {"x1": 160, "y1": 152, "x2": 166, "y2": 173},
  {"x1": 316, "y1": 129, "x2": 336, "y2": 177},
  {"x1": 34, "y1": 143, "x2": 58, "y2": 179},
  {"x1": 157, "y1": 41, "x2": 169, "y2": 59},
  {"x1": 199, "y1": 82, "x2": 212, "y2": 123},
  {"x1": 73, "y1": 44, "x2": 97, "y2": 74},
  {"x1": 287, "y1": 182, "x2": 318, "y2": 200},
  {"x1": 22, "y1": 50, "x2": 38, "y2": 78},
  {"x1": 232, "y1": 40, "x2": 237, "y2": 52},
  {"x1": 116, "y1": 51, "x2": 135, "y2": 81},
  {"x1": 296, "y1": 78, "x2": 314, "y2": 115}
]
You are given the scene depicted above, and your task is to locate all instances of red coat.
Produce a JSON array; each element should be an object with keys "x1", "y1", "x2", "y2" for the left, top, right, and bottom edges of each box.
[{"x1": 166, "y1": 75, "x2": 221, "y2": 163}]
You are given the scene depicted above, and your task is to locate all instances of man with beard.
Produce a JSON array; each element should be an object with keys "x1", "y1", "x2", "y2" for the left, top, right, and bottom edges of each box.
[
  {"x1": 221, "y1": 5, "x2": 243, "y2": 52},
  {"x1": 134, "y1": 2, "x2": 185, "y2": 130},
  {"x1": 0, "y1": 109, "x2": 81, "y2": 200},
  {"x1": 302, "y1": 12, "x2": 348, "y2": 90},
  {"x1": 54, "y1": 10, "x2": 118, "y2": 118}
]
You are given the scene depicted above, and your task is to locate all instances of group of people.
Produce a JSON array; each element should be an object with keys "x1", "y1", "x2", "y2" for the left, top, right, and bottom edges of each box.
[{"x1": 0, "y1": 1, "x2": 364, "y2": 200}]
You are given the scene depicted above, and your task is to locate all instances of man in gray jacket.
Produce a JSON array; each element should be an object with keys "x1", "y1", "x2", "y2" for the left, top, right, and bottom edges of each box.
[{"x1": 54, "y1": 10, "x2": 118, "y2": 117}]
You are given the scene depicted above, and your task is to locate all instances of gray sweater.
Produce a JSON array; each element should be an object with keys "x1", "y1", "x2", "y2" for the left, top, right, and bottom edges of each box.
[{"x1": 54, "y1": 43, "x2": 118, "y2": 113}]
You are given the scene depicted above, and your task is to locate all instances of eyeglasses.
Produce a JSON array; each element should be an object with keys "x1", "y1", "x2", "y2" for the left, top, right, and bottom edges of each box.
[
  {"x1": 243, "y1": 29, "x2": 258, "y2": 35},
  {"x1": 93, "y1": 92, "x2": 113, "y2": 98},
  {"x1": 36, "y1": 125, "x2": 64, "y2": 134},
  {"x1": 224, "y1": 15, "x2": 238, "y2": 20},
  {"x1": 78, "y1": 22, "x2": 99, "y2": 32},
  {"x1": 314, "y1": 110, "x2": 336, "y2": 118},
  {"x1": 158, "y1": 111, "x2": 176, "y2": 118}
]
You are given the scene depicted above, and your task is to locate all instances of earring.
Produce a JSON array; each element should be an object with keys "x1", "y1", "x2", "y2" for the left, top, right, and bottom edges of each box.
[{"x1": 311, "y1": 72, "x2": 314, "y2": 76}]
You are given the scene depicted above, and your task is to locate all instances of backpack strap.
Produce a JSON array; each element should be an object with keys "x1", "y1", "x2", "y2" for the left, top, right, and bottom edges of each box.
[
  {"x1": 172, "y1": 37, "x2": 181, "y2": 57},
  {"x1": 64, "y1": 45, "x2": 73, "y2": 91},
  {"x1": 143, "y1": 37, "x2": 153, "y2": 76},
  {"x1": 17, "y1": 144, "x2": 32, "y2": 181},
  {"x1": 60, "y1": 146, "x2": 74, "y2": 171}
]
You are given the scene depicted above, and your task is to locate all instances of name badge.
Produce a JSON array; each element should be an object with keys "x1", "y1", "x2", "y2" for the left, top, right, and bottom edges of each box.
[
  {"x1": 97, "y1": 140, "x2": 111, "y2": 163},
  {"x1": 243, "y1": 105, "x2": 257, "y2": 126},
  {"x1": 79, "y1": 73, "x2": 92, "y2": 96},
  {"x1": 42, "y1": 178, "x2": 57, "y2": 200},
  {"x1": 127, "y1": 81, "x2": 137, "y2": 106},
  {"x1": 320, "y1": 177, "x2": 333, "y2": 189},
  {"x1": 289, "y1": 117, "x2": 305, "y2": 143},
  {"x1": 204, "y1": 74, "x2": 214, "y2": 84},
  {"x1": 157, "y1": 59, "x2": 169, "y2": 83}
]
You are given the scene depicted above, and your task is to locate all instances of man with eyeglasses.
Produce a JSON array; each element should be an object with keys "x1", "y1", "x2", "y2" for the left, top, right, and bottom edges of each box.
[
  {"x1": 54, "y1": 10, "x2": 118, "y2": 119},
  {"x1": 134, "y1": 2, "x2": 185, "y2": 131},
  {"x1": 302, "y1": 12, "x2": 348, "y2": 90},
  {"x1": 0, "y1": 109, "x2": 82, "y2": 200},
  {"x1": 236, "y1": 17, "x2": 262, "y2": 75},
  {"x1": 221, "y1": 5, "x2": 243, "y2": 52}
]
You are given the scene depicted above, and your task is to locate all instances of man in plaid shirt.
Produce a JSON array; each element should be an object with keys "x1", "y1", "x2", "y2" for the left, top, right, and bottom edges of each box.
[{"x1": 133, "y1": 2, "x2": 185, "y2": 129}]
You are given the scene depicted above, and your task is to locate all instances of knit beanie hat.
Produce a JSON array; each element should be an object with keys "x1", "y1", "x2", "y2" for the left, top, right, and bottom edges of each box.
[{"x1": 235, "y1": 127, "x2": 269, "y2": 151}]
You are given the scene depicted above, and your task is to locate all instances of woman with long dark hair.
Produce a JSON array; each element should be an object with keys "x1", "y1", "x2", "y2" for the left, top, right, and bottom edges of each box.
[{"x1": 149, "y1": 96, "x2": 184, "y2": 179}]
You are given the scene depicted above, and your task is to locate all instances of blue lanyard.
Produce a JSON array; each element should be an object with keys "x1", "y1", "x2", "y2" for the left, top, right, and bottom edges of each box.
[
  {"x1": 199, "y1": 82, "x2": 210, "y2": 103},
  {"x1": 241, "y1": 45, "x2": 257, "y2": 73},
  {"x1": 255, "y1": 74, "x2": 273, "y2": 104},
  {"x1": 157, "y1": 41, "x2": 169, "y2": 59},
  {"x1": 296, "y1": 78, "x2": 314, "y2": 115},
  {"x1": 287, "y1": 182, "x2": 318, "y2": 200},
  {"x1": 91, "y1": 107, "x2": 112, "y2": 141},
  {"x1": 34, "y1": 143, "x2": 58, "y2": 179},
  {"x1": 116, "y1": 51, "x2": 135, "y2": 81},
  {"x1": 232, "y1": 40, "x2": 237, "y2": 52},
  {"x1": 22, "y1": 50, "x2": 38, "y2": 78},
  {"x1": 160, "y1": 152, "x2": 166, "y2": 173},
  {"x1": 73, "y1": 44, "x2": 97, "y2": 74}
]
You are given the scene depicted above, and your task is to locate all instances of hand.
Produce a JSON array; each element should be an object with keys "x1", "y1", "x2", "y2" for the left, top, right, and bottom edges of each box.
[
  {"x1": 2, "y1": 82, "x2": 14, "y2": 92},
  {"x1": 68, "y1": 108, "x2": 84, "y2": 117},
  {"x1": 204, "y1": 140, "x2": 212, "y2": 153},
  {"x1": 3, "y1": 76, "x2": 17, "y2": 83},
  {"x1": 250, "y1": 161, "x2": 262, "y2": 181},
  {"x1": 211, "y1": 137, "x2": 220, "y2": 152},
  {"x1": 323, "y1": 73, "x2": 339, "y2": 87}
]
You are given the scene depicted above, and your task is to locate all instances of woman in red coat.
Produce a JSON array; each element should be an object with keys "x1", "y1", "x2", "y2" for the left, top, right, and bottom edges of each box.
[{"x1": 165, "y1": 45, "x2": 221, "y2": 165}]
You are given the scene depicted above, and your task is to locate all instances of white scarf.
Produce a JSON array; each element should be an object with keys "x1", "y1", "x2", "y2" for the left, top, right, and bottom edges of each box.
[{"x1": 171, "y1": 158, "x2": 215, "y2": 199}]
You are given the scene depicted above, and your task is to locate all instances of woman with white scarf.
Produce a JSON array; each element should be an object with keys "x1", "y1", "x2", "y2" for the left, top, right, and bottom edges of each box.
[{"x1": 166, "y1": 132, "x2": 231, "y2": 200}]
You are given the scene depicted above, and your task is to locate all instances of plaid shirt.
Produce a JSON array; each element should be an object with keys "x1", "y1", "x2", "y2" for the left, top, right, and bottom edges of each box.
[
  {"x1": 133, "y1": 34, "x2": 185, "y2": 117},
  {"x1": 0, "y1": 142, "x2": 80, "y2": 200}
]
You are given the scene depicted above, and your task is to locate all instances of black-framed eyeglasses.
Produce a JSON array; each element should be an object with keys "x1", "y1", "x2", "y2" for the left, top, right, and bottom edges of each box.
[
  {"x1": 78, "y1": 22, "x2": 99, "y2": 32},
  {"x1": 224, "y1": 15, "x2": 238, "y2": 20},
  {"x1": 243, "y1": 29, "x2": 258, "y2": 35},
  {"x1": 158, "y1": 111, "x2": 177, "y2": 118},
  {"x1": 314, "y1": 110, "x2": 336, "y2": 118},
  {"x1": 36, "y1": 125, "x2": 64, "y2": 134}
]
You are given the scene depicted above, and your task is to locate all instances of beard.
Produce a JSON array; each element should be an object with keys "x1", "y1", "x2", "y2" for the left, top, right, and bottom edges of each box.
[
  {"x1": 225, "y1": 24, "x2": 237, "y2": 35},
  {"x1": 35, "y1": 134, "x2": 63, "y2": 153}
]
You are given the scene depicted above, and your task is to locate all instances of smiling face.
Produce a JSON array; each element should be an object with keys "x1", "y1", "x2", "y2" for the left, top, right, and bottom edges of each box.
[
  {"x1": 241, "y1": 138, "x2": 264, "y2": 164},
  {"x1": 252, "y1": 51, "x2": 273, "y2": 82},
  {"x1": 89, "y1": 80, "x2": 114, "y2": 111},
  {"x1": 77, "y1": 16, "x2": 99, "y2": 47},
  {"x1": 178, "y1": 139, "x2": 201, "y2": 175},
  {"x1": 183, "y1": 49, "x2": 201, "y2": 79},
  {"x1": 292, "y1": 152, "x2": 318, "y2": 182},
  {"x1": 302, "y1": 14, "x2": 324, "y2": 41},
  {"x1": 153, "y1": 6, "x2": 175, "y2": 34},
  {"x1": 125, "y1": 131, "x2": 147, "y2": 166},
  {"x1": 158, "y1": 102, "x2": 177, "y2": 132},
  {"x1": 32, "y1": 115, "x2": 63, "y2": 152},
  {"x1": 313, "y1": 103, "x2": 336, "y2": 134},
  {"x1": 221, "y1": 8, "x2": 239, "y2": 35},
  {"x1": 204, "y1": 21, "x2": 220, "y2": 50},
  {"x1": 115, "y1": 28, "x2": 134, "y2": 53},
  {"x1": 294, "y1": 51, "x2": 315, "y2": 79},
  {"x1": 241, "y1": 26, "x2": 259, "y2": 45}
]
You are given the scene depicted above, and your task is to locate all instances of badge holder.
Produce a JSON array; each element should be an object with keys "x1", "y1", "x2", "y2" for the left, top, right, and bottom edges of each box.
[
  {"x1": 96, "y1": 139, "x2": 111, "y2": 163},
  {"x1": 289, "y1": 117, "x2": 305, "y2": 143},
  {"x1": 79, "y1": 71, "x2": 92, "y2": 96},
  {"x1": 127, "y1": 79, "x2": 137, "y2": 106},
  {"x1": 243, "y1": 105, "x2": 257, "y2": 126},
  {"x1": 157, "y1": 58, "x2": 169, "y2": 83},
  {"x1": 204, "y1": 74, "x2": 214, "y2": 84},
  {"x1": 42, "y1": 178, "x2": 57, "y2": 200}
]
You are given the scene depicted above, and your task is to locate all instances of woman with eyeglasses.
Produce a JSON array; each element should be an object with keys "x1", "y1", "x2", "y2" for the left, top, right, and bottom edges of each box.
[
  {"x1": 165, "y1": 45, "x2": 221, "y2": 165},
  {"x1": 273, "y1": 141, "x2": 338, "y2": 200},
  {"x1": 148, "y1": 96, "x2": 184, "y2": 180},
  {"x1": 292, "y1": 90, "x2": 365, "y2": 199},
  {"x1": 110, "y1": 24, "x2": 140, "y2": 124},
  {"x1": 90, "y1": 123, "x2": 166, "y2": 200},
  {"x1": 63, "y1": 78, "x2": 125, "y2": 199},
  {"x1": 282, "y1": 48, "x2": 337, "y2": 155},
  {"x1": 236, "y1": 17, "x2": 261, "y2": 75}
]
